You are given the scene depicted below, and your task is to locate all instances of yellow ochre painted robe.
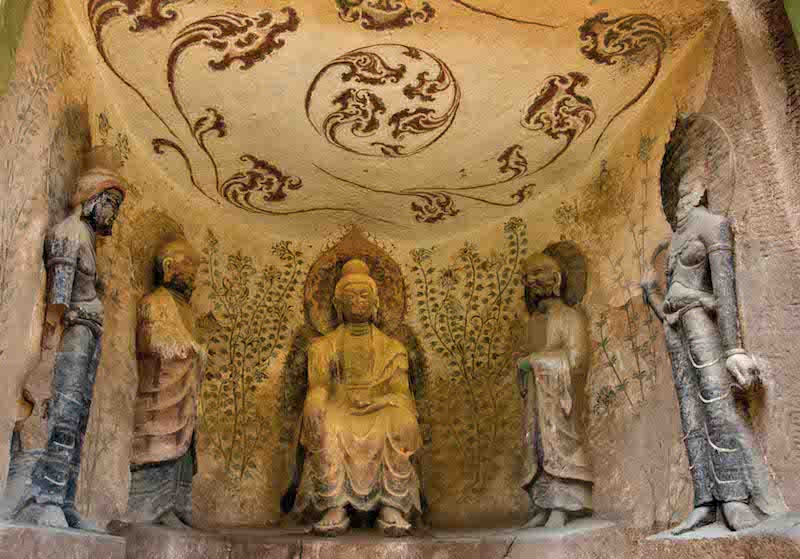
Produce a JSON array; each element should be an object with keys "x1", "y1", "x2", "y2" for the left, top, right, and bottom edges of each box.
[{"x1": 295, "y1": 325, "x2": 422, "y2": 516}]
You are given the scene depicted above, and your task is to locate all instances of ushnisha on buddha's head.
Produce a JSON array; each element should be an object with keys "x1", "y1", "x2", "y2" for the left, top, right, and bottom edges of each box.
[
  {"x1": 522, "y1": 253, "x2": 563, "y2": 312},
  {"x1": 334, "y1": 259, "x2": 379, "y2": 324},
  {"x1": 155, "y1": 239, "x2": 201, "y2": 300}
]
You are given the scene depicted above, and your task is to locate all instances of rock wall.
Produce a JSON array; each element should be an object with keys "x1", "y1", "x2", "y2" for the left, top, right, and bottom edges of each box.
[{"x1": 0, "y1": 0, "x2": 796, "y2": 535}]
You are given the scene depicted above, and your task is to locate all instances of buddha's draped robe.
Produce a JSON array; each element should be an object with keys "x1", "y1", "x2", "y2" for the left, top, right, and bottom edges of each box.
[
  {"x1": 522, "y1": 298, "x2": 593, "y2": 512},
  {"x1": 295, "y1": 325, "x2": 422, "y2": 516}
]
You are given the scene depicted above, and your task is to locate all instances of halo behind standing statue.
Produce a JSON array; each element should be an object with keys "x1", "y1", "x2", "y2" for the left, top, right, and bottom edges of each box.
[{"x1": 304, "y1": 228, "x2": 407, "y2": 335}]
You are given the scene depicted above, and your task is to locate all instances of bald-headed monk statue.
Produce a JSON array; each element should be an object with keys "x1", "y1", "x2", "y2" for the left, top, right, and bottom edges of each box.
[
  {"x1": 516, "y1": 252, "x2": 592, "y2": 529},
  {"x1": 126, "y1": 239, "x2": 206, "y2": 528},
  {"x1": 293, "y1": 259, "x2": 422, "y2": 537}
]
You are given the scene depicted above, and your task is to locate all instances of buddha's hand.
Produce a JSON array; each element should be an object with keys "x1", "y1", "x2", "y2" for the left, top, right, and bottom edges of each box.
[
  {"x1": 725, "y1": 351, "x2": 762, "y2": 391},
  {"x1": 350, "y1": 396, "x2": 397, "y2": 416}
]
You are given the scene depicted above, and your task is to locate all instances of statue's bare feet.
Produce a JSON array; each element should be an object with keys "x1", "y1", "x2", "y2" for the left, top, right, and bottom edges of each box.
[
  {"x1": 313, "y1": 507, "x2": 350, "y2": 537},
  {"x1": 15, "y1": 502, "x2": 69, "y2": 529},
  {"x1": 721, "y1": 501, "x2": 762, "y2": 532},
  {"x1": 544, "y1": 509, "x2": 568, "y2": 529},
  {"x1": 671, "y1": 505, "x2": 716, "y2": 535},
  {"x1": 522, "y1": 510, "x2": 549, "y2": 529},
  {"x1": 377, "y1": 507, "x2": 412, "y2": 537}
]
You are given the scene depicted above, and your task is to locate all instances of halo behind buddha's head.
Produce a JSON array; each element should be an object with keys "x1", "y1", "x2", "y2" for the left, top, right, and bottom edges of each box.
[{"x1": 304, "y1": 229, "x2": 406, "y2": 335}]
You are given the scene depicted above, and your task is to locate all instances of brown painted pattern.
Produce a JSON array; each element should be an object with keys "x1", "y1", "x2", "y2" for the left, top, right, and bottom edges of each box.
[
  {"x1": 221, "y1": 155, "x2": 303, "y2": 206},
  {"x1": 336, "y1": 0, "x2": 435, "y2": 31},
  {"x1": 522, "y1": 72, "x2": 596, "y2": 173},
  {"x1": 306, "y1": 45, "x2": 460, "y2": 159},
  {"x1": 579, "y1": 11, "x2": 668, "y2": 152}
]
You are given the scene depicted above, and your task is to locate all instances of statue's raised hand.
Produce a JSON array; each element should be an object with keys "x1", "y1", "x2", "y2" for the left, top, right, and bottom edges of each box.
[{"x1": 726, "y1": 352, "x2": 761, "y2": 391}]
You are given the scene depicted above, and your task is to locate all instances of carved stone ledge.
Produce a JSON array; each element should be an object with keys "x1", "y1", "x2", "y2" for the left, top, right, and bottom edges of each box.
[
  {"x1": 116, "y1": 516, "x2": 800, "y2": 559},
  {"x1": 0, "y1": 522, "x2": 126, "y2": 559},
  {"x1": 640, "y1": 514, "x2": 800, "y2": 559}
]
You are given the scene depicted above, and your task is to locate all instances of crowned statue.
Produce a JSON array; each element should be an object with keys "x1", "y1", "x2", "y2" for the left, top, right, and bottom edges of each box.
[
  {"x1": 292, "y1": 259, "x2": 422, "y2": 537},
  {"x1": 642, "y1": 114, "x2": 768, "y2": 534}
]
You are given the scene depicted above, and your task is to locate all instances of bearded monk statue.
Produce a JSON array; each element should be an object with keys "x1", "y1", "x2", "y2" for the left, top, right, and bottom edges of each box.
[
  {"x1": 293, "y1": 259, "x2": 422, "y2": 537},
  {"x1": 517, "y1": 251, "x2": 593, "y2": 529},
  {"x1": 126, "y1": 239, "x2": 206, "y2": 528}
]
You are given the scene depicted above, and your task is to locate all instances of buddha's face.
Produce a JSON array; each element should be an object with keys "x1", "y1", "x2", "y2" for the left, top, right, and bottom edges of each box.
[{"x1": 338, "y1": 284, "x2": 376, "y2": 323}]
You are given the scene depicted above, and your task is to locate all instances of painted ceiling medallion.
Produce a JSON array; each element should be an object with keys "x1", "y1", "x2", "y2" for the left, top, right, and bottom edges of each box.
[{"x1": 306, "y1": 44, "x2": 461, "y2": 158}]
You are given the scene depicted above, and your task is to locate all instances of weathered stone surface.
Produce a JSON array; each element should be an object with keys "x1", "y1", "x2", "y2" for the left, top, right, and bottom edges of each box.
[
  {"x1": 640, "y1": 514, "x2": 800, "y2": 559},
  {"x1": 120, "y1": 517, "x2": 800, "y2": 559},
  {"x1": 0, "y1": 522, "x2": 125, "y2": 559}
]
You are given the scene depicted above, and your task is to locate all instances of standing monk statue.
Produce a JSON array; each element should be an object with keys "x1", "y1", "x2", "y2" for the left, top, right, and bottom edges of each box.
[
  {"x1": 517, "y1": 249, "x2": 593, "y2": 529},
  {"x1": 642, "y1": 114, "x2": 767, "y2": 535},
  {"x1": 293, "y1": 259, "x2": 422, "y2": 537},
  {"x1": 15, "y1": 148, "x2": 125, "y2": 530},
  {"x1": 126, "y1": 239, "x2": 205, "y2": 528}
]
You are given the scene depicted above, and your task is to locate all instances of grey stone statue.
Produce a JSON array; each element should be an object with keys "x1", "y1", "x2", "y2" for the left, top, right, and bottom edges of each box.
[
  {"x1": 14, "y1": 149, "x2": 126, "y2": 530},
  {"x1": 642, "y1": 114, "x2": 767, "y2": 535},
  {"x1": 516, "y1": 244, "x2": 593, "y2": 529}
]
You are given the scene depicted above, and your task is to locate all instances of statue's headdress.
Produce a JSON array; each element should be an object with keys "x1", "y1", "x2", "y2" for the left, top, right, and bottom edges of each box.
[
  {"x1": 72, "y1": 145, "x2": 127, "y2": 209},
  {"x1": 660, "y1": 113, "x2": 736, "y2": 221}
]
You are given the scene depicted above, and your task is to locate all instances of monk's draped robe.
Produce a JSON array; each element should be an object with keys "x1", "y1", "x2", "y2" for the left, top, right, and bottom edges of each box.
[
  {"x1": 127, "y1": 287, "x2": 206, "y2": 524},
  {"x1": 522, "y1": 298, "x2": 593, "y2": 513},
  {"x1": 295, "y1": 325, "x2": 422, "y2": 516}
]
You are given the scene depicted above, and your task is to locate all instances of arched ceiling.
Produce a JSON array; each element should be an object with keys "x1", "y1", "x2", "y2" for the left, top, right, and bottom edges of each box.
[{"x1": 65, "y1": 0, "x2": 717, "y2": 240}]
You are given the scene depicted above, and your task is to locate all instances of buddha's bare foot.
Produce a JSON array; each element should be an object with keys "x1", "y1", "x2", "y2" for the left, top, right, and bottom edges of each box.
[
  {"x1": 313, "y1": 507, "x2": 350, "y2": 537},
  {"x1": 377, "y1": 507, "x2": 411, "y2": 537},
  {"x1": 522, "y1": 510, "x2": 549, "y2": 529},
  {"x1": 671, "y1": 505, "x2": 716, "y2": 535},
  {"x1": 544, "y1": 510, "x2": 568, "y2": 529},
  {"x1": 722, "y1": 501, "x2": 763, "y2": 532}
]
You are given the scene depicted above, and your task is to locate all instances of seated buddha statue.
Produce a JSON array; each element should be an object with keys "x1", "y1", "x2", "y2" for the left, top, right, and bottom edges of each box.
[{"x1": 293, "y1": 259, "x2": 422, "y2": 537}]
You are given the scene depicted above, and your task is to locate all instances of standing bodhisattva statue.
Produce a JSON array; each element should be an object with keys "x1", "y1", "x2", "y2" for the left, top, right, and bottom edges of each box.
[
  {"x1": 15, "y1": 148, "x2": 125, "y2": 530},
  {"x1": 642, "y1": 114, "x2": 767, "y2": 535},
  {"x1": 517, "y1": 250, "x2": 593, "y2": 529},
  {"x1": 126, "y1": 239, "x2": 205, "y2": 528},
  {"x1": 293, "y1": 259, "x2": 422, "y2": 537}
]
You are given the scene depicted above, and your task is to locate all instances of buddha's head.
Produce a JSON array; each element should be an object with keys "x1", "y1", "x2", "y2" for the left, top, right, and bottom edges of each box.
[
  {"x1": 522, "y1": 253, "x2": 562, "y2": 312},
  {"x1": 155, "y1": 239, "x2": 201, "y2": 300},
  {"x1": 334, "y1": 259, "x2": 379, "y2": 324}
]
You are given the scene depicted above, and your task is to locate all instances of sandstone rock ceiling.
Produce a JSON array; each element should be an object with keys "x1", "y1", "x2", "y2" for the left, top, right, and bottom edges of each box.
[{"x1": 72, "y1": 0, "x2": 713, "y2": 238}]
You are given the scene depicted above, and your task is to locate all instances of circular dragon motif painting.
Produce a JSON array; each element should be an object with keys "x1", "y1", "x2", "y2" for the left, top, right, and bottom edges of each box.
[{"x1": 306, "y1": 44, "x2": 461, "y2": 158}]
